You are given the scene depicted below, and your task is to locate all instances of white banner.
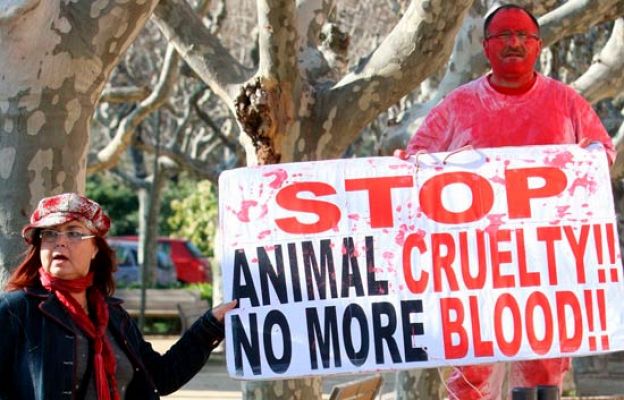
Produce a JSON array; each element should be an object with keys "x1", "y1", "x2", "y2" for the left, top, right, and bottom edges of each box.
[{"x1": 218, "y1": 144, "x2": 624, "y2": 380}]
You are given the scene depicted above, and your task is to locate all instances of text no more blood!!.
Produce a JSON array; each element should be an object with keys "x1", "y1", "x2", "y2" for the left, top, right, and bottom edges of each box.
[{"x1": 227, "y1": 164, "x2": 619, "y2": 376}]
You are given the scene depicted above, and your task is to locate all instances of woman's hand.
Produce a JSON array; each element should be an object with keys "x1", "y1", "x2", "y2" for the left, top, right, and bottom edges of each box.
[{"x1": 211, "y1": 300, "x2": 238, "y2": 322}]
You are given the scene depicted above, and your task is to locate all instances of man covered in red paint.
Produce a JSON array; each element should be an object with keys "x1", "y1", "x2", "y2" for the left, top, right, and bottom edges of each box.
[{"x1": 397, "y1": 5, "x2": 615, "y2": 400}]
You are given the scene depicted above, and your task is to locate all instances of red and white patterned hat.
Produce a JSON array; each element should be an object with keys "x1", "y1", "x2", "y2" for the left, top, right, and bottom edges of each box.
[{"x1": 22, "y1": 193, "x2": 111, "y2": 244}]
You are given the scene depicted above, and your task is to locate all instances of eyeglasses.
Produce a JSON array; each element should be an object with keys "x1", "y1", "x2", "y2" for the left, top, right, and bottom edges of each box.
[
  {"x1": 486, "y1": 31, "x2": 540, "y2": 43},
  {"x1": 39, "y1": 229, "x2": 96, "y2": 243}
]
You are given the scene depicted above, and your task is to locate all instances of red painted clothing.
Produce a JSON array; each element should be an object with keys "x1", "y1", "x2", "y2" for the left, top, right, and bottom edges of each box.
[
  {"x1": 407, "y1": 73, "x2": 615, "y2": 164},
  {"x1": 406, "y1": 73, "x2": 612, "y2": 400}
]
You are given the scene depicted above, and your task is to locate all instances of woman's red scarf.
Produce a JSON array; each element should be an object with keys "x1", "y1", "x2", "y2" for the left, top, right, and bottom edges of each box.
[{"x1": 39, "y1": 268, "x2": 119, "y2": 400}]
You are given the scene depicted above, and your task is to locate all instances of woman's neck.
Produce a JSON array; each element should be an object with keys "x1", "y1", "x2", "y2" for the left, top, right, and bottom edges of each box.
[{"x1": 70, "y1": 291, "x2": 88, "y2": 311}]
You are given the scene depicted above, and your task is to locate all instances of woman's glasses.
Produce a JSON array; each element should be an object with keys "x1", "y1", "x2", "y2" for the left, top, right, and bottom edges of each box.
[{"x1": 39, "y1": 230, "x2": 96, "y2": 243}]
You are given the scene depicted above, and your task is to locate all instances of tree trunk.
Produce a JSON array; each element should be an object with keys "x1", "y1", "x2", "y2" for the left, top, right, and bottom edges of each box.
[
  {"x1": 136, "y1": 170, "x2": 166, "y2": 330},
  {"x1": 396, "y1": 369, "x2": 443, "y2": 400},
  {"x1": 0, "y1": 1, "x2": 158, "y2": 284},
  {"x1": 242, "y1": 378, "x2": 323, "y2": 399}
]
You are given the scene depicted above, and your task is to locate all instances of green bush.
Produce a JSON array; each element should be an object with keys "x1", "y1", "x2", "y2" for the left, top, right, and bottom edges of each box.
[{"x1": 186, "y1": 282, "x2": 213, "y2": 305}]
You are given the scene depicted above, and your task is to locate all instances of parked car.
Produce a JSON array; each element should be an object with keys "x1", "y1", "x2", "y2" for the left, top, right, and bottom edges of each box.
[
  {"x1": 108, "y1": 239, "x2": 177, "y2": 287},
  {"x1": 110, "y1": 236, "x2": 211, "y2": 284}
]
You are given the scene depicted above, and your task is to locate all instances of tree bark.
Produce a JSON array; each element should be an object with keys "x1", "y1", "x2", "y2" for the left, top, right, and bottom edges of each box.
[
  {"x1": 242, "y1": 377, "x2": 323, "y2": 399},
  {"x1": 0, "y1": 0, "x2": 158, "y2": 281},
  {"x1": 571, "y1": 19, "x2": 624, "y2": 104}
]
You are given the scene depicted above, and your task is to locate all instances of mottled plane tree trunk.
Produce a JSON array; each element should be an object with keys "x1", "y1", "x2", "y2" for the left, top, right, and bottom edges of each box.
[
  {"x1": 0, "y1": 0, "x2": 158, "y2": 282},
  {"x1": 152, "y1": 0, "x2": 474, "y2": 398},
  {"x1": 152, "y1": 0, "x2": 474, "y2": 165}
]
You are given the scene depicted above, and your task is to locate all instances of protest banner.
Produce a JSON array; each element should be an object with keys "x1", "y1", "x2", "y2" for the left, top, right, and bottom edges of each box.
[{"x1": 218, "y1": 144, "x2": 624, "y2": 380}]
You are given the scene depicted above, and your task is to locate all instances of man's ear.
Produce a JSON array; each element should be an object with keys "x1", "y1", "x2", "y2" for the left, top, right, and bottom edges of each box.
[{"x1": 482, "y1": 39, "x2": 491, "y2": 61}]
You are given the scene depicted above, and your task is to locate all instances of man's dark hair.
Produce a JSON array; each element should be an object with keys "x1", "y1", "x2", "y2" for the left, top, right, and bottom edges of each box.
[{"x1": 483, "y1": 5, "x2": 540, "y2": 37}]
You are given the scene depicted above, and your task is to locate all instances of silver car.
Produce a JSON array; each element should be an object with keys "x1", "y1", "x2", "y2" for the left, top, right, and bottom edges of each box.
[{"x1": 109, "y1": 239, "x2": 178, "y2": 287}]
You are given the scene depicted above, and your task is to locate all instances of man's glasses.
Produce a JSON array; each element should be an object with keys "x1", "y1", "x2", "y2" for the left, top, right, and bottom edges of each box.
[
  {"x1": 486, "y1": 31, "x2": 540, "y2": 43},
  {"x1": 39, "y1": 229, "x2": 96, "y2": 243}
]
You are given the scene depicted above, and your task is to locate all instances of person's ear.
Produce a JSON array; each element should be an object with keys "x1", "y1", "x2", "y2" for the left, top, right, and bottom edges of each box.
[{"x1": 482, "y1": 39, "x2": 492, "y2": 61}]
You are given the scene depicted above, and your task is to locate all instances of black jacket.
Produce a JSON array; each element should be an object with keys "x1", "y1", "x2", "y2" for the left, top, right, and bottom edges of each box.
[{"x1": 0, "y1": 287, "x2": 224, "y2": 399}]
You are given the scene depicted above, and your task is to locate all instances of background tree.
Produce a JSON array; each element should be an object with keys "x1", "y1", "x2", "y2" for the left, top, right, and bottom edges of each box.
[
  {"x1": 167, "y1": 179, "x2": 218, "y2": 257},
  {"x1": 0, "y1": 1, "x2": 160, "y2": 281},
  {"x1": 86, "y1": 173, "x2": 139, "y2": 236}
]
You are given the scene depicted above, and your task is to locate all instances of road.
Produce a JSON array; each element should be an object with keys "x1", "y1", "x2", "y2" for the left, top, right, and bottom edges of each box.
[{"x1": 149, "y1": 336, "x2": 396, "y2": 399}]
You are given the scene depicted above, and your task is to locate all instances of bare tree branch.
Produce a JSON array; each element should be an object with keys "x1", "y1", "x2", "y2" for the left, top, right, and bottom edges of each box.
[
  {"x1": 257, "y1": 0, "x2": 298, "y2": 82},
  {"x1": 152, "y1": 0, "x2": 251, "y2": 104},
  {"x1": 88, "y1": 45, "x2": 180, "y2": 173},
  {"x1": 314, "y1": 0, "x2": 474, "y2": 159},
  {"x1": 0, "y1": 0, "x2": 40, "y2": 23},
  {"x1": 191, "y1": 90, "x2": 238, "y2": 153},
  {"x1": 135, "y1": 139, "x2": 225, "y2": 183},
  {"x1": 572, "y1": 18, "x2": 624, "y2": 104},
  {"x1": 99, "y1": 85, "x2": 150, "y2": 103},
  {"x1": 540, "y1": 0, "x2": 624, "y2": 46}
]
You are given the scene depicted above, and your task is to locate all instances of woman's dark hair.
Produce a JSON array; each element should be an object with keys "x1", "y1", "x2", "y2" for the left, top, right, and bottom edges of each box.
[
  {"x1": 483, "y1": 5, "x2": 540, "y2": 37},
  {"x1": 5, "y1": 231, "x2": 117, "y2": 296}
]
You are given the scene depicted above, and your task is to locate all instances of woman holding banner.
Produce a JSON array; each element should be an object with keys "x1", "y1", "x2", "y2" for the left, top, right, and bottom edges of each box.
[{"x1": 0, "y1": 192, "x2": 236, "y2": 399}]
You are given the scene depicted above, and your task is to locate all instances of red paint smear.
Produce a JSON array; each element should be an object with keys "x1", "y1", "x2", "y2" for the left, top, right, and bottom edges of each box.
[
  {"x1": 556, "y1": 205, "x2": 570, "y2": 219},
  {"x1": 395, "y1": 224, "x2": 408, "y2": 246},
  {"x1": 348, "y1": 213, "x2": 360, "y2": 221},
  {"x1": 251, "y1": 258, "x2": 258, "y2": 263},
  {"x1": 544, "y1": 151, "x2": 574, "y2": 168},
  {"x1": 389, "y1": 164, "x2": 412, "y2": 170},
  {"x1": 236, "y1": 200, "x2": 258, "y2": 222},
  {"x1": 263, "y1": 168, "x2": 288, "y2": 189},
  {"x1": 484, "y1": 214, "x2": 505, "y2": 235},
  {"x1": 490, "y1": 175, "x2": 505, "y2": 185},
  {"x1": 264, "y1": 245, "x2": 275, "y2": 252},
  {"x1": 568, "y1": 175, "x2": 597, "y2": 195},
  {"x1": 383, "y1": 251, "x2": 394, "y2": 261},
  {"x1": 258, "y1": 204, "x2": 268, "y2": 219},
  {"x1": 396, "y1": 205, "x2": 402, "y2": 212},
  {"x1": 258, "y1": 230, "x2": 271, "y2": 240}
]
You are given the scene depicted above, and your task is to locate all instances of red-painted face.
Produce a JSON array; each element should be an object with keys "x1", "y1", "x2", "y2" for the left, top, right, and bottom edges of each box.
[{"x1": 483, "y1": 9, "x2": 541, "y2": 85}]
